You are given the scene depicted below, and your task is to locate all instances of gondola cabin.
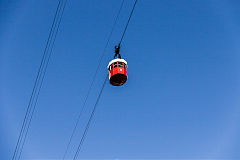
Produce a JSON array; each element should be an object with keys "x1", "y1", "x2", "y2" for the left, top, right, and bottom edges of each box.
[{"x1": 107, "y1": 58, "x2": 127, "y2": 86}]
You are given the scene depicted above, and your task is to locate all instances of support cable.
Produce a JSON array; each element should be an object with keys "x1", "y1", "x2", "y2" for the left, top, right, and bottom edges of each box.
[
  {"x1": 71, "y1": 0, "x2": 138, "y2": 159},
  {"x1": 62, "y1": 1, "x2": 125, "y2": 159},
  {"x1": 118, "y1": 0, "x2": 138, "y2": 47},
  {"x1": 12, "y1": 0, "x2": 67, "y2": 159},
  {"x1": 17, "y1": 1, "x2": 68, "y2": 159},
  {"x1": 12, "y1": 1, "x2": 61, "y2": 159},
  {"x1": 73, "y1": 75, "x2": 108, "y2": 160}
]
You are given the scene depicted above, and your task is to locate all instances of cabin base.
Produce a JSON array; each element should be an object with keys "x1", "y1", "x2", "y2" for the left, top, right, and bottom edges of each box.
[{"x1": 110, "y1": 74, "x2": 127, "y2": 86}]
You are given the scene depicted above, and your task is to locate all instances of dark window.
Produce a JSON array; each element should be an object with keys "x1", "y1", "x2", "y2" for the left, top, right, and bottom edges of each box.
[
  {"x1": 119, "y1": 62, "x2": 123, "y2": 67},
  {"x1": 114, "y1": 62, "x2": 118, "y2": 68},
  {"x1": 124, "y1": 63, "x2": 127, "y2": 69}
]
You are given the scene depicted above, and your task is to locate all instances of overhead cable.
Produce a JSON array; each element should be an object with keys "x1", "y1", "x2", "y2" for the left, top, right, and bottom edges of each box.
[
  {"x1": 62, "y1": 1, "x2": 125, "y2": 159},
  {"x1": 71, "y1": 0, "x2": 138, "y2": 159},
  {"x1": 12, "y1": 0, "x2": 67, "y2": 159},
  {"x1": 73, "y1": 75, "x2": 108, "y2": 160},
  {"x1": 119, "y1": 0, "x2": 138, "y2": 46}
]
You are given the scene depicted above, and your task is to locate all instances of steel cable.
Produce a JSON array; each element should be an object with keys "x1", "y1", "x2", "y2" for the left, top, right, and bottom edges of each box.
[
  {"x1": 12, "y1": 0, "x2": 67, "y2": 159},
  {"x1": 16, "y1": 1, "x2": 68, "y2": 159},
  {"x1": 73, "y1": 75, "x2": 108, "y2": 160},
  {"x1": 119, "y1": 0, "x2": 138, "y2": 46},
  {"x1": 62, "y1": 1, "x2": 125, "y2": 159},
  {"x1": 71, "y1": 0, "x2": 138, "y2": 159}
]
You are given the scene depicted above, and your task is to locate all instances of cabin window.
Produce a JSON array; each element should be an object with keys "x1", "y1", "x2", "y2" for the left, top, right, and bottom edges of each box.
[
  {"x1": 114, "y1": 62, "x2": 118, "y2": 68},
  {"x1": 124, "y1": 63, "x2": 127, "y2": 69},
  {"x1": 109, "y1": 64, "x2": 113, "y2": 71},
  {"x1": 118, "y1": 62, "x2": 123, "y2": 67}
]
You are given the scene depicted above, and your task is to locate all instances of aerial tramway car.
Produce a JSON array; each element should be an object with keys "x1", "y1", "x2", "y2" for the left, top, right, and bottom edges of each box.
[{"x1": 107, "y1": 46, "x2": 128, "y2": 86}]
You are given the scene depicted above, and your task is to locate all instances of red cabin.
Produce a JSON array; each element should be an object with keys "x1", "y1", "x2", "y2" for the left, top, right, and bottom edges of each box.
[{"x1": 108, "y1": 58, "x2": 128, "y2": 86}]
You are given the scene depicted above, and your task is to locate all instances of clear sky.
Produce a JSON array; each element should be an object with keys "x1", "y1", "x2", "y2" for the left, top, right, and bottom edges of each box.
[{"x1": 1, "y1": 0, "x2": 240, "y2": 159}]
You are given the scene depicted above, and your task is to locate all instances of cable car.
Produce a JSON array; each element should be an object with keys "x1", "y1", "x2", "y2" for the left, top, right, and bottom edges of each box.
[{"x1": 108, "y1": 58, "x2": 127, "y2": 86}]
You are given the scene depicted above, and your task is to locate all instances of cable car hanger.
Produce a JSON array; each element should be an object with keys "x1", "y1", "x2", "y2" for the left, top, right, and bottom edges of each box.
[{"x1": 114, "y1": 44, "x2": 121, "y2": 59}]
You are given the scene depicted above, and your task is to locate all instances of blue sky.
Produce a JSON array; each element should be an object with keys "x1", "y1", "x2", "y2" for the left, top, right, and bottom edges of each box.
[{"x1": 1, "y1": 0, "x2": 240, "y2": 159}]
